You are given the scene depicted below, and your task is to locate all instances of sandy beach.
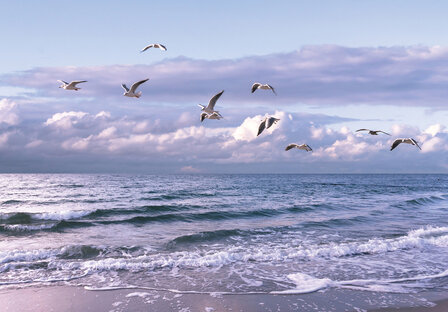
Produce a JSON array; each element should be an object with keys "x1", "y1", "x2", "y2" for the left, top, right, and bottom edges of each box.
[{"x1": 1, "y1": 286, "x2": 448, "y2": 312}]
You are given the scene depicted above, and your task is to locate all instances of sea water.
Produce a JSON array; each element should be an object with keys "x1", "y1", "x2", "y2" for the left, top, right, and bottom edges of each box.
[{"x1": 1, "y1": 174, "x2": 447, "y2": 305}]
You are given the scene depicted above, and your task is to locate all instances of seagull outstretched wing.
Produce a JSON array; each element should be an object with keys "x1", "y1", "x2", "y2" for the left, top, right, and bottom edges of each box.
[
  {"x1": 130, "y1": 79, "x2": 149, "y2": 93},
  {"x1": 206, "y1": 90, "x2": 224, "y2": 110},
  {"x1": 121, "y1": 84, "x2": 129, "y2": 92},
  {"x1": 251, "y1": 83, "x2": 261, "y2": 93},
  {"x1": 285, "y1": 143, "x2": 298, "y2": 151}
]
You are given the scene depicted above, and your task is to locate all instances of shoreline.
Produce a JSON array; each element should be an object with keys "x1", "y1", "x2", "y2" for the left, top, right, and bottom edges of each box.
[{"x1": 1, "y1": 285, "x2": 448, "y2": 312}]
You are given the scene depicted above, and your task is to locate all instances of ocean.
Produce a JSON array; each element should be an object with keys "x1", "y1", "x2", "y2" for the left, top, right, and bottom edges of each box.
[{"x1": 1, "y1": 174, "x2": 448, "y2": 309}]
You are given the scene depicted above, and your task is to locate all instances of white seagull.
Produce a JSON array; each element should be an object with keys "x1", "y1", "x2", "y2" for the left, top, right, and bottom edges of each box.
[
  {"x1": 140, "y1": 43, "x2": 167, "y2": 52},
  {"x1": 257, "y1": 116, "x2": 280, "y2": 136},
  {"x1": 58, "y1": 80, "x2": 87, "y2": 91},
  {"x1": 251, "y1": 82, "x2": 276, "y2": 95},
  {"x1": 390, "y1": 138, "x2": 421, "y2": 151},
  {"x1": 200, "y1": 112, "x2": 222, "y2": 122},
  {"x1": 122, "y1": 79, "x2": 149, "y2": 98},
  {"x1": 198, "y1": 90, "x2": 224, "y2": 115},
  {"x1": 356, "y1": 129, "x2": 391, "y2": 136},
  {"x1": 285, "y1": 143, "x2": 313, "y2": 152}
]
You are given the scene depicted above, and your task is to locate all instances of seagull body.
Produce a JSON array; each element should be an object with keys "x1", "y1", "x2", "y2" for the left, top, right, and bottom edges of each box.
[
  {"x1": 140, "y1": 43, "x2": 167, "y2": 52},
  {"x1": 390, "y1": 138, "x2": 421, "y2": 151},
  {"x1": 257, "y1": 116, "x2": 280, "y2": 136},
  {"x1": 58, "y1": 80, "x2": 87, "y2": 91},
  {"x1": 251, "y1": 82, "x2": 276, "y2": 95},
  {"x1": 285, "y1": 143, "x2": 313, "y2": 152},
  {"x1": 198, "y1": 90, "x2": 224, "y2": 115},
  {"x1": 200, "y1": 112, "x2": 222, "y2": 122},
  {"x1": 356, "y1": 129, "x2": 391, "y2": 136},
  {"x1": 122, "y1": 79, "x2": 149, "y2": 98}
]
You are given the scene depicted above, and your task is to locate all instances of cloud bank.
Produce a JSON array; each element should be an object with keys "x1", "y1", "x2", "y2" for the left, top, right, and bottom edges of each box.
[
  {"x1": 3, "y1": 45, "x2": 448, "y2": 109},
  {"x1": 0, "y1": 98, "x2": 447, "y2": 173}
]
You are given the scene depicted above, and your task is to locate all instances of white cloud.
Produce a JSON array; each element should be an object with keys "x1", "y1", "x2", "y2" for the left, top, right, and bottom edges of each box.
[{"x1": 0, "y1": 98, "x2": 19, "y2": 125}]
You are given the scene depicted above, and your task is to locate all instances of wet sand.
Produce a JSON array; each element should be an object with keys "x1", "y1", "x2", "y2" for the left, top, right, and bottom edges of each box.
[{"x1": 1, "y1": 286, "x2": 447, "y2": 312}]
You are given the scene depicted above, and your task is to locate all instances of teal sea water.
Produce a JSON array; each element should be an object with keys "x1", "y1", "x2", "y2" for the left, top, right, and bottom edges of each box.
[{"x1": 1, "y1": 174, "x2": 448, "y2": 307}]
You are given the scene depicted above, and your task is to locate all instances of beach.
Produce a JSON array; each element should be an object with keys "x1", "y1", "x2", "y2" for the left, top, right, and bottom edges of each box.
[{"x1": 1, "y1": 286, "x2": 448, "y2": 312}]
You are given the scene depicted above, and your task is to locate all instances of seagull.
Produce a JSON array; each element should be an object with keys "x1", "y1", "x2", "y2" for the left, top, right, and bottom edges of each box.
[
  {"x1": 285, "y1": 143, "x2": 313, "y2": 152},
  {"x1": 58, "y1": 80, "x2": 87, "y2": 91},
  {"x1": 198, "y1": 90, "x2": 224, "y2": 115},
  {"x1": 257, "y1": 116, "x2": 280, "y2": 136},
  {"x1": 200, "y1": 112, "x2": 223, "y2": 122},
  {"x1": 390, "y1": 138, "x2": 421, "y2": 151},
  {"x1": 356, "y1": 129, "x2": 391, "y2": 136},
  {"x1": 251, "y1": 82, "x2": 276, "y2": 95},
  {"x1": 140, "y1": 43, "x2": 167, "y2": 52},
  {"x1": 122, "y1": 79, "x2": 149, "y2": 98}
]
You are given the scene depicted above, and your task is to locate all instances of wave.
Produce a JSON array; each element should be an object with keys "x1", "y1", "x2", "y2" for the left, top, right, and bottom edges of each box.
[
  {"x1": 271, "y1": 268, "x2": 448, "y2": 294},
  {"x1": 404, "y1": 195, "x2": 448, "y2": 206},
  {"x1": 3, "y1": 226, "x2": 447, "y2": 273},
  {"x1": 390, "y1": 194, "x2": 448, "y2": 210},
  {"x1": 1, "y1": 200, "x2": 24, "y2": 206},
  {"x1": 0, "y1": 203, "x2": 318, "y2": 233},
  {"x1": 167, "y1": 229, "x2": 244, "y2": 246}
]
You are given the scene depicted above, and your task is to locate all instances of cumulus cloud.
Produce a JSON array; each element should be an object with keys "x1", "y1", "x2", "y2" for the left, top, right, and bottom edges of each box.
[
  {"x1": 0, "y1": 104, "x2": 446, "y2": 172},
  {"x1": 0, "y1": 98, "x2": 19, "y2": 125}
]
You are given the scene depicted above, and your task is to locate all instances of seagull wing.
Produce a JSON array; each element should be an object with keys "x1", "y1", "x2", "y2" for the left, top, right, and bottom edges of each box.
[
  {"x1": 356, "y1": 129, "x2": 370, "y2": 132},
  {"x1": 378, "y1": 131, "x2": 391, "y2": 136},
  {"x1": 257, "y1": 119, "x2": 266, "y2": 136},
  {"x1": 251, "y1": 83, "x2": 260, "y2": 93},
  {"x1": 266, "y1": 117, "x2": 279, "y2": 129},
  {"x1": 58, "y1": 80, "x2": 69, "y2": 85},
  {"x1": 267, "y1": 84, "x2": 277, "y2": 95},
  {"x1": 140, "y1": 44, "x2": 155, "y2": 52},
  {"x1": 206, "y1": 90, "x2": 224, "y2": 110},
  {"x1": 285, "y1": 144, "x2": 298, "y2": 151},
  {"x1": 157, "y1": 44, "x2": 167, "y2": 51},
  {"x1": 69, "y1": 80, "x2": 87, "y2": 87},
  {"x1": 390, "y1": 139, "x2": 402, "y2": 151},
  {"x1": 411, "y1": 138, "x2": 422, "y2": 150},
  {"x1": 121, "y1": 84, "x2": 129, "y2": 92},
  {"x1": 304, "y1": 144, "x2": 313, "y2": 152},
  {"x1": 200, "y1": 112, "x2": 208, "y2": 122},
  {"x1": 130, "y1": 79, "x2": 149, "y2": 93}
]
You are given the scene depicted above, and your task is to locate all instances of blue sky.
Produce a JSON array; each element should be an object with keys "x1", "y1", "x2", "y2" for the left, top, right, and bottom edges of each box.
[{"x1": 0, "y1": 0, "x2": 448, "y2": 173}]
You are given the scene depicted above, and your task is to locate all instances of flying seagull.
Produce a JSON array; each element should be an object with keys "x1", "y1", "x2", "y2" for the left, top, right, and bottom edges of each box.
[
  {"x1": 257, "y1": 116, "x2": 280, "y2": 136},
  {"x1": 140, "y1": 43, "x2": 167, "y2": 52},
  {"x1": 390, "y1": 138, "x2": 421, "y2": 151},
  {"x1": 58, "y1": 80, "x2": 87, "y2": 91},
  {"x1": 251, "y1": 82, "x2": 276, "y2": 95},
  {"x1": 122, "y1": 78, "x2": 149, "y2": 98},
  {"x1": 285, "y1": 143, "x2": 313, "y2": 152},
  {"x1": 356, "y1": 129, "x2": 391, "y2": 136},
  {"x1": 200, "y1": 112, "x2": 222, "y2": 122},
  {"x1": 198, "y1": 90, "x2": 224, "y2": 115}
]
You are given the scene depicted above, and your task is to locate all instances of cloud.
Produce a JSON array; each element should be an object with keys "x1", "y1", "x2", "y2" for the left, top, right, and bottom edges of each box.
[
  {"x1": 180, "y1": 166, "x2": 202, "y2": 173},
  {"x1": 3, "y1": 45, "x2": 448, "y2": 109},
  {"x1": 0, "y1": 105, "x2": 446, "y2": 172},
  {"x1": 0, "y1": 99, "x2": 19, "y2": 125}
]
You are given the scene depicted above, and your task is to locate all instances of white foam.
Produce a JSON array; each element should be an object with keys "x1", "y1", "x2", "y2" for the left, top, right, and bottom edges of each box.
[
  {"x1": 3, "y1": 223, "x2": 57, "y2": 232},
  {"x1": 42, "y1": 226, "x2": 448, "y2": 274},
  {"x1": 0, "y1": 248, "x2": 59, "y2": 265},
  {"x1": 34, "y1": 210, "x2": 92, "y2": 221},
  {"x1": 125, "y1": 292, "x2": 150, "y2": 298},
  {"x1": 0, "y1": 210, "x2": 93, "y2": 221},
  {"x1": 271, "y1": 273, "x2": 333, "y2": 294}
]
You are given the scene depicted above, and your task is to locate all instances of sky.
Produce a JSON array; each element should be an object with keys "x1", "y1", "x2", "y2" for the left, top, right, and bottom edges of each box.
[{"x1": 1, "y1": 0, "x2": 448, "y2": 173}]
